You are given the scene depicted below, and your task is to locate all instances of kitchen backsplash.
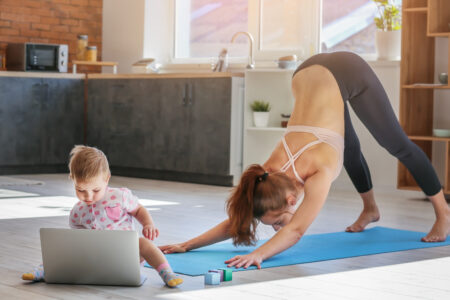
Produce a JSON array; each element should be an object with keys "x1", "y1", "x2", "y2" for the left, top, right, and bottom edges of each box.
[{"x1": 0, "y1": 0, "x2": 102, "y2": 73}]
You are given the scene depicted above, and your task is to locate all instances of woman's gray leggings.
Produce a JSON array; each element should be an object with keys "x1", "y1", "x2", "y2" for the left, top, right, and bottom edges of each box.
[{"x1": 294, "y1": 51, "x2": 441, "y2": 196}]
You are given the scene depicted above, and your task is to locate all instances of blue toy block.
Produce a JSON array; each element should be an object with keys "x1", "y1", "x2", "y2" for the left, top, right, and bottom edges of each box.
[
  {"x1": 204, "y1": 272, "x2": 220, "y2": 285},
  {"x1": 208, "y1": 269, "x2": 224, "y2": 281}
]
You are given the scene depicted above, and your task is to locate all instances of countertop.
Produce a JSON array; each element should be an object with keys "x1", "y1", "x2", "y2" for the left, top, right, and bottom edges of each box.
[
  {"x1": 0, "y1": 71, "x2": 244, "y2": 79},
  {"x1": 86, "y1": 72, "x2": 244, "y2": 79},
  {"x1": 0, "y1": 71, "x2": 85, "y2": 79}
]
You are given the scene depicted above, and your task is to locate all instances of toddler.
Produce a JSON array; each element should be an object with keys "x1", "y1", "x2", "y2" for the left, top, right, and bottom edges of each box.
[{"x1": 22, "y1": 145, "x2": 183, "y2": 288}]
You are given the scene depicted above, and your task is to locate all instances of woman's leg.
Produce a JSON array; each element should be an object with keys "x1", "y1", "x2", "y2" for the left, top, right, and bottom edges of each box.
[
  {"x1": 343, "y1": 104, "x2": 380, "y2": 232},
  {"x1": 348, "y1": 70, "x2": 449, "y2": 242}
]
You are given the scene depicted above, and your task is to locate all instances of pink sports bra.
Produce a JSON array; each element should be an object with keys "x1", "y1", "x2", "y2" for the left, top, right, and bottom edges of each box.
[{"x1": 280, "y1": 125, "x2": 344, "y2": 184}]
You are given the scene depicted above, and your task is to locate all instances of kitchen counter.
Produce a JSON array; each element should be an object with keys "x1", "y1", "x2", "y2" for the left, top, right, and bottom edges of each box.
[
  {"x1": 0, "y1": 71, "x2": 85, "y2": 79},
  {"x1": 87, "y1": 72, "x2": 244, "y2": 79}
]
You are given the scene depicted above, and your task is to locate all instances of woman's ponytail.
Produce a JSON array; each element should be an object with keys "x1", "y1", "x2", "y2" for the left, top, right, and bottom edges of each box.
[{"x1": 226, "y1": 164, "x2": 265, "y2": 246}]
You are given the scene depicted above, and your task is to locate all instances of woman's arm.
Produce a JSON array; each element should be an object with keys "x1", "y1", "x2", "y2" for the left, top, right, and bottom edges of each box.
[
  {"x1": 226, "y1": 168, "x2": 333, "y2": 269},
  {"x1": 159, "y1": 219, "x2": 231, "y2": 253}
]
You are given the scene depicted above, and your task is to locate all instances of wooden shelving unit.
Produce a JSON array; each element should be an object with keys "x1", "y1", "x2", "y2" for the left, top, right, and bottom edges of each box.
[
  {"x1": 72, "y1": 60, "x2": 118, "y2": 74},
  {"x1": 398, "y1": 0, "x2": 450, "y2": 193}
]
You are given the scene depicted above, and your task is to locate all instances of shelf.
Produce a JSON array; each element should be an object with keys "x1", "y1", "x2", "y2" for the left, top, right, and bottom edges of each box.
[
  {"x1": 402, "y1": 84, "x2": 450, "y2": 89},
  {"x1": 409, "y1": 135, "x2": 450, "y2": 142},
  {"x1": 246, "y1": 126, "x2": 286, "y2": 132},
  {"x1": 397, "y1": 184, "x2": 421, "y2": 192},
  {"x1": 427, "y1": 32, "x2": 450, "y2": 37},
  {"x1": 246, "y1": 68, "x2": 295, "y2": 73},
  {"x1": 404, "y1": 7, "x2": 427, "y2": 12},
  {"x1": 72, "y1": 60, "x2": 118, "y2": 74}
]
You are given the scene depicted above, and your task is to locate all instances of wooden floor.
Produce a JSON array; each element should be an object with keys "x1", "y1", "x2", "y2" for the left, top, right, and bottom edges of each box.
[{"x1": 0, "y1": 174, "x2": 449, "y2": 299}]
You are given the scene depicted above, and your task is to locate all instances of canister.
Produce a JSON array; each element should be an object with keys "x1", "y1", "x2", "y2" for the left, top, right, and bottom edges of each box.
[
  {"x1": 76, "y1": 35, "x2": 88, "y2": 60},
  {"x1": 85, "y1": 46, "x2": 97, "y2": 62}
]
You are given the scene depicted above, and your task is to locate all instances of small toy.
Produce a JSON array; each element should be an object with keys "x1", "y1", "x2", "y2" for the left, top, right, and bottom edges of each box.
[
  {"x1": 208, "y1": 269, "x2": 224, "y2": 281},
  {"x1": 204, "y1": 272, "x2": 220, "y2": 285},
  {"x1": 218, "y1": 268, "x2": 232, "y2": 281}
]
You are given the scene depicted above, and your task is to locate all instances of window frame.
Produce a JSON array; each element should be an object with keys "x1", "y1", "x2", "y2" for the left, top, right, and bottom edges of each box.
[{"x1": 165, "y1": 0, "x2": 321, "y2": 65}]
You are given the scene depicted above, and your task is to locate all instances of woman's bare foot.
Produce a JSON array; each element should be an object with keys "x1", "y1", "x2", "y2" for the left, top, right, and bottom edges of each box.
[
  {"x1": 346, "y1": 206, "x2": 380, "y2": 232},
  {"x1": 421, "y1": 211, "x2": 450, "y2": 242}
]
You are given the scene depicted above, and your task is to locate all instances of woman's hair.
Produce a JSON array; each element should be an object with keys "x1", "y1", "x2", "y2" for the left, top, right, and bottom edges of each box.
[
  {"x1": 68, "y1": 145, "x2": 110, "y2": 182},
  {"x1": 226, "y1": 164, "x2": 297, "y2": 246}
]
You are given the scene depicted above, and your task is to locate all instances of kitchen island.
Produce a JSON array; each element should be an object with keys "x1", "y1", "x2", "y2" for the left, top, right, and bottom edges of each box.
[{"x1": 0, "y1": 71, "x2": 244, "y2": 186}]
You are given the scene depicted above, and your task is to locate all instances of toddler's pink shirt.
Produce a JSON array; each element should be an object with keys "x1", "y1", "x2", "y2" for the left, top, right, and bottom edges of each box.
[{"x1": 69, "y1": 187, "x2": 139, "y2": 231}]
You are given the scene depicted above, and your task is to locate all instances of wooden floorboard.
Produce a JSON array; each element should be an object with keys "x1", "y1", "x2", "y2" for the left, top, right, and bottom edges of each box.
[{"x1": 0, "y1": 174, "x2": 448, "y2": 299}]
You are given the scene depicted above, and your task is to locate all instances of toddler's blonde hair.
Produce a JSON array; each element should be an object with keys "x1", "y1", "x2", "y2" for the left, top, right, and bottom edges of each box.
[{"x1": 68, "y1": 145, "x2": 110, "y2": 181}]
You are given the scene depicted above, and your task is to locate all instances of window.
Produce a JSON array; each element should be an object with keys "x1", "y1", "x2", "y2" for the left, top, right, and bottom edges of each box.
[
  {"x1": 173, "y1": 0, "x2": 320, "y2": 63},
  {"x1": 321, "y1": 0, "x2": 402, "y2": 55},
  {"x1": 174, "y1": 0, "x2": 249, "y2": 59}
]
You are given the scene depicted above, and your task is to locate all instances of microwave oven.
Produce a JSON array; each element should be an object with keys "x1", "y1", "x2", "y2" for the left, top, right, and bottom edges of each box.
[{"x1": 6, "y1": 43, "x2": 68, "y2": 72}]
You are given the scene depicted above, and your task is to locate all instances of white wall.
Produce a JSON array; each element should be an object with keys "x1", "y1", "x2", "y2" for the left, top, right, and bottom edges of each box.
[{"x1": 102, "y1": 0, "x2": 146, "y2": 74}]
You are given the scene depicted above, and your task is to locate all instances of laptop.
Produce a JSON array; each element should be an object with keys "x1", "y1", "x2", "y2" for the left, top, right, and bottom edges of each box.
[{"x1": 40, "y1": 228, "x2": 146, "y2": 286}]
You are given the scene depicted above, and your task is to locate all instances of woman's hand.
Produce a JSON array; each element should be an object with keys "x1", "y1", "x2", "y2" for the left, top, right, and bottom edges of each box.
[
  {"x1": 143, "y1": 224, "x2": 159, "y2": 240},
  {"x1": 225, "y1": 252, "x2": 263, "y2": 269},
  {"x1": 159, "y1": 242, "x2": 188, "y2": 254}
]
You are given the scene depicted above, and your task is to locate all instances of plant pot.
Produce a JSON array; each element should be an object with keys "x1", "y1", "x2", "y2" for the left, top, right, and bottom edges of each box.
[
  {"x1": 253, "y1": 112, "x2": 269, "y2": 127},
  {"x1": 375, "y1": 30, "x2": 401, "y2": 60}
]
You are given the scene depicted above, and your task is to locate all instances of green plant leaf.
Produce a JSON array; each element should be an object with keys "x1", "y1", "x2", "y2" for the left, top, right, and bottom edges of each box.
[{"x1": 250, "y1": 100, "x2": 271, "y2": 112}]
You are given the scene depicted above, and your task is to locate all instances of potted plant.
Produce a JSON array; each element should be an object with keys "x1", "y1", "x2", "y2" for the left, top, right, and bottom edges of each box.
[
  {"x1": 373, "y1": 0, "x2": 401, "y2": 60},
  {"x1": 250, "y1": 100, "x2": 271, "y2": 127}
]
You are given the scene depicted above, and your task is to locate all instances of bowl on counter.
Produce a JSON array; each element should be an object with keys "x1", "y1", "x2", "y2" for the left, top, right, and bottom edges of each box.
[
  {"x1": 277, "y1": 55, "x2": 298, "y2": 70},
  {"x1": 277, "y1": 60, "x2": 297, "y2": 69},
  {"x1": 433, "y1": 128, "x2": 450, "y2": 137}
]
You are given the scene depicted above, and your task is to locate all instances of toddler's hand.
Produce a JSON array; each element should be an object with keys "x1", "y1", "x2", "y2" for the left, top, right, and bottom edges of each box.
[{"x1": 143, "y1": 224, "x2": 159, "y2": 240}]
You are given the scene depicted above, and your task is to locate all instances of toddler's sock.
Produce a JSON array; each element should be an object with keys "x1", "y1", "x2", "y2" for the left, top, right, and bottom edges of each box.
[
  {"x1": 157, "y1": 263, "x2": 183, "y2": 288},
  {"x1": 22, "y1": 264, "x2": 45, "y2": 282}
]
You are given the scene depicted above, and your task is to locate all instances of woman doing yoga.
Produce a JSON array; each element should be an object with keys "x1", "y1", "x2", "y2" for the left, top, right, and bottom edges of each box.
[{"x1": 160, "y1": 52, "x2": 450, "y2": 269}]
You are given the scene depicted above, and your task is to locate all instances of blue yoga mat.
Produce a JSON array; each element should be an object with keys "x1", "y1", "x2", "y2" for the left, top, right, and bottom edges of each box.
[{"x1": 148, "y1": 227, "x2": 450, "y2": 276}]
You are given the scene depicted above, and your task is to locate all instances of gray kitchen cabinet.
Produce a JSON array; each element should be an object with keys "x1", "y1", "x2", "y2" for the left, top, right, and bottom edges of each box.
[
  {"x1": 40, "y1": 78, "x2": 84, "y2": 165},
  {"x1": 87, "y1": 76, "x2": 243, "y2": 186},
  {"x1": 0, "y1": 77, "x2": 42, "y2": 166},
  {"x1": 0, "y1": 76, "x2": 83, "y2": 173},
  {"x1": 185, "y1": 78, "x2": 231, "y2": 175}
]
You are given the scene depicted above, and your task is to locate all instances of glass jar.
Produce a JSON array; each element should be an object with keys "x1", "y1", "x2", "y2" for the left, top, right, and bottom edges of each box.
[
  {"x1": 85, "y1": 46, "x2": 97, "y2": 62},
  {"x1": 76, "y1": 35, "x2": 88, "y2": 61}
]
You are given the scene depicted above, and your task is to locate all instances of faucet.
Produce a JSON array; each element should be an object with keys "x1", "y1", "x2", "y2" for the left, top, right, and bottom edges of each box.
[{"x1": 231, "y1": 31, "x2": 255, "y2": 69}]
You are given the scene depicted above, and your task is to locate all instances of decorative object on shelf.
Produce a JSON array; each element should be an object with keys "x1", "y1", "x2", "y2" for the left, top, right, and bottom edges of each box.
[
  {"x1": 277, "y1": 55, "x2": 298, "y2": 70},
  {"x1": 281, "y1": 113, "x2": 290, "y2": 128},
  {"x1": 433, "y1": 129, "x2": 450, "y2": 138},
  {"x1": 250, "y1": 100, "x2": 271, "y2": 128},
  {"x1": 373, "y1": 0, "x2": 401, "y2": 60},
  {"x1": 212, "y1": 48, "x2": 228, "y2": 72},
  {"x1": 76, "y1": 35, "x2": 88, "y2": 61},
  {"x1": 438, "y1": 73, "x2": 448, "y2": 85}
]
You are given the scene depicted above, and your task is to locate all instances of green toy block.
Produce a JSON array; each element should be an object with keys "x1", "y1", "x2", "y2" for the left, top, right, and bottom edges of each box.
[{"x1": 219, "y1": 268, "x2": 232, "y2": 281}]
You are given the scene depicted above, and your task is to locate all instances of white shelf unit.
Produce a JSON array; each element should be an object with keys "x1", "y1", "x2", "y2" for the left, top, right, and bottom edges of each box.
[{"x1": 243, "y1": 69, "x2": 295, "y2": 168}]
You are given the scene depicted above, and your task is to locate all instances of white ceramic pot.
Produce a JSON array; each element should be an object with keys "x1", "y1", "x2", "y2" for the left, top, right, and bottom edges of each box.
[
  {"x1": 253, "y1": 112, "x2": 270, "y2": 127},
  {"x1": 376, "y1": 30, "x2": 401, "y2": 60}
]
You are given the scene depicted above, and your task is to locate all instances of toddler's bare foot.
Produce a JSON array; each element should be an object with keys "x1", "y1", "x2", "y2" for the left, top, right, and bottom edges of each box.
[
  {"x1": 421, "y1": 211, "x2": 450, "y2": 242},
  {"x1": 346, "y1": 206, "x2": 380, "y2": 232}
]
